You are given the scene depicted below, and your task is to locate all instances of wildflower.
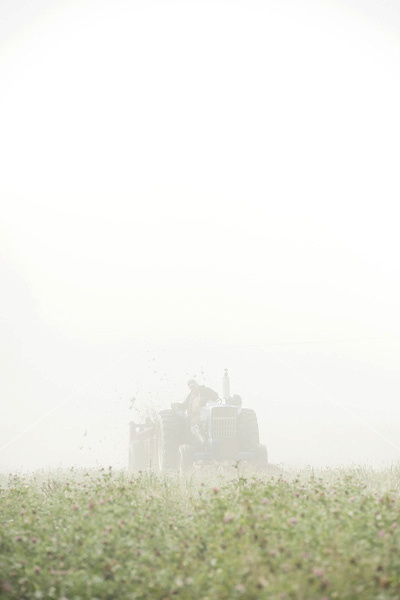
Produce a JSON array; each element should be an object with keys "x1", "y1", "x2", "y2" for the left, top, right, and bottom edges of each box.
[
  {"x1": 15, "y1": 536, "x2": 23, "y2": 542},
  {"x1": 1, "y1": 581, "x2": 11, "y2": 593},
  {"x1": 72, "y1": 505, "x2": 79, "y2": 511},
  {"x1": 377, "y1": 530, "x2": 385, "y2": 538},
  {"x1": 235, "y1": 584, "x2": 245, "y2": 593},
  {"x1": 31, "y1": 537, "x2": 37, "y2": 543},
  {"x1": 34, "y1": 566, "x2": 41, "y2": 573},
  {"x1": 380, "y1": 575, "x2": 391, "y2": 588},
  {"x1": 223, "y1": 513, "x2": 234, "y2": 523},
  {"x1": 213, "y1": 487, "x2": 219, "y2": 494},
  {"x1": 289, "y1": 517, "x2": 297, "y2": 525},
  {"x1": 312, "y1": 567, "x2": 324, "y2": 577},
  {"x1": 392, "y1": 522, "x2": 398, "y2": 529},
  {"x1": 262, "y1": 498, "x2": 269, "y2": 504}
]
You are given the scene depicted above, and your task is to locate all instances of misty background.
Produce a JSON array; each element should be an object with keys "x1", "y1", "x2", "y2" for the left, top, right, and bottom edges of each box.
[{"x1": 1, "y1": 0, "x2": 400, "y2": 472}]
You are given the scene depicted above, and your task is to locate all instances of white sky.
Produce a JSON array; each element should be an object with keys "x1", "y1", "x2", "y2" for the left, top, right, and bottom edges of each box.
[{"x1": 1, "y1": 0, "x2": 400, "y2": 471}]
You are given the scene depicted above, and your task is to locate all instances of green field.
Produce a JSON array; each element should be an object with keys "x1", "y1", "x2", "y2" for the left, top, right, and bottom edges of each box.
[{"x1": 1, "y1": 465, "x2": 400, "y2": 600}]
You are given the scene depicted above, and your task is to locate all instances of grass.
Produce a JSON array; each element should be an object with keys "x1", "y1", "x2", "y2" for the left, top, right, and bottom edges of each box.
[{"x1": 1, "y1": 465, "x2": 400, "y2": 599}]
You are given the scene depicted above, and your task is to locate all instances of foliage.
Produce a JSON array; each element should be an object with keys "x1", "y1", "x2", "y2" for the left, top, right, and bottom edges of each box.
[{"x1": 1, "y1": 465, "x2": 400, "y2": 599}]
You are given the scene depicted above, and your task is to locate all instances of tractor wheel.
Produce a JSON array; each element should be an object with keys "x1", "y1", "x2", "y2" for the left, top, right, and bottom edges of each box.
[
  {"x1": 255, "y1": 444, "x2": 269, "y2": 466},
  {"x1": 238, "y1": 408, "x2": 260, "y2": 452},
  {"x1": 179, "y1": 444, "x2": 195, "y2": 475},
  {"x1": 156, "y1": 410, "x2": 186, "y2": 472},
  {"x1": 129, "y1": 441, "x2": 148, "y2": 474}
]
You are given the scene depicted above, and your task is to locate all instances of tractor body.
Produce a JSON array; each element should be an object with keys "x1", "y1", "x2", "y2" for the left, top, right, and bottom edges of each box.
[{"x1": 128, "y1": 372, "x2": 268, "y2": 474}]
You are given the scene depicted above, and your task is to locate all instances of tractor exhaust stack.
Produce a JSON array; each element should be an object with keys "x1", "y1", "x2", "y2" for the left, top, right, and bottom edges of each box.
[{"x1": 222, "y1": 368, "x2": 230, "y2": 401}]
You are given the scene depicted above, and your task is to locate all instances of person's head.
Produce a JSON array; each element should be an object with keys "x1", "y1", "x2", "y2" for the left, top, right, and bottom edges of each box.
[{"x1": 187, "y1": 379, "x2": 199, "y2": 392}]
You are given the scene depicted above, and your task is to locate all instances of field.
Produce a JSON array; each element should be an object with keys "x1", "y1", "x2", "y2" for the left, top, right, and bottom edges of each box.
[{"x1": 1, "y1": 465, "x2": 400, "y2": 600}]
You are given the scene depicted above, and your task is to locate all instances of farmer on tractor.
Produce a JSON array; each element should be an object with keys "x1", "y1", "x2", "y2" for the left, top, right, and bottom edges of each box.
[
  {"x1": 128, "y1": 370, "x2": 269, "y2": 474},
  {"x1": 182, "y1": 379, "x2": 219, "y2": 425}
]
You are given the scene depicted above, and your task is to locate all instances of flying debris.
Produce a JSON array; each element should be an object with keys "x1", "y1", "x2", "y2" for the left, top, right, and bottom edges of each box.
[
  {"x1": 129, "y1": 397, "x2": 136, "y2": 410},
  {"x1": 83, "y1": 430, "x2": 87, "y2": 437}
]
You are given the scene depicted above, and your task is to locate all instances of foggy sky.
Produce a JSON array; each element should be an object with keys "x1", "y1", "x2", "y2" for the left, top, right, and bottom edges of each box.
[{"x1": 1, "y1": 0, "x2": 400, "y2": 472}]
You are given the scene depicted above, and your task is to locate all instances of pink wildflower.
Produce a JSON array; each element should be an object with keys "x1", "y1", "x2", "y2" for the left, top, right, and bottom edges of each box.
[
  {"x1": 262, "y1": 498, "x2": 269, "y2": 504},
  {"x1": 312, "y1": 567, "x2": 324, "y2": 577},
  {"x1": 72, "y1": 505, "x2": 79, "y2": 511},
  {"x1": 289, "y1": 517, "x2": 297, "y2": 525},
  {"x1": 377, "y1": 530, "x2": 385, "y2": 538},
  {"x1": 34, "y1": 566, "x2": 41, "y2": 573},
  {"x1": 223, "y1": 514, "x2": 234, "y2": 523},
  {"x1": 213, "y1": 487, "x2": 219, "y2": 494}
]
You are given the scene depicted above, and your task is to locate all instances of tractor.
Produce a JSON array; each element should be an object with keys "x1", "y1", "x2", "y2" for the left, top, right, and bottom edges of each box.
[{"x1": 128, "y1": 370, "x2": 268, "y2": 474}]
